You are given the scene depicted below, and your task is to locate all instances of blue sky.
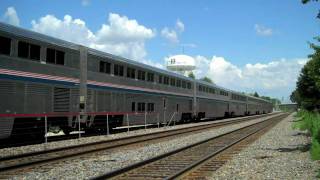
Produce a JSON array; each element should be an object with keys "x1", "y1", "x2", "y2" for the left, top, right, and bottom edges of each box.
[{"x1": 0, "y1": 0, "x2": 319, "y2": 101}]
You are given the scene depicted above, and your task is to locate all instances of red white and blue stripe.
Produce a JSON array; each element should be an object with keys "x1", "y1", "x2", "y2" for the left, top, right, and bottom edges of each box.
[{"x1": 0, "y1": 68, "x2": 193, "y2": 98}]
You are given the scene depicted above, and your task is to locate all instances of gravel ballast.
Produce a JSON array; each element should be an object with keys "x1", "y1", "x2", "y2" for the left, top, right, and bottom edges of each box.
[
  {"x1": 8, "y1": 114, "x2": 280, "y2": 179},
  {"x1": 210, "y1": 113, "x2": 320, "y2": 179},
  {"x1": 0, "y1": 114, "x2": 270, "y2": 158}
]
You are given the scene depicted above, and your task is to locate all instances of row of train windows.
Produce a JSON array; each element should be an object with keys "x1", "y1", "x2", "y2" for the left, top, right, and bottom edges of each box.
[
  {"x1": 100, "y1": 63, "x2": 155, "y2": 82},
  {"x1": 0, "y1": 36, "x2": 65, "y2": 65},
  {"x1": 131, "y1": 102, "x2": 155, "y2": 112},
  {"x1": 158, "y1": 75, "x2": 191, "y2": 89},
  {"x1": 99, "y1": 60, "x2": 191, "y2": 89},
  {"x1": 231, "y1": 94, "x2": 246, "y2": 101},
  {"x1": 198, "y1": 85, "x2": 215, "y2": 94},
  {"x1": 198, "y1": 85, "x2": 228, "y2": 97},
  {"x1": 220, "y1": 91, "x2": 229, "y2": 96}
]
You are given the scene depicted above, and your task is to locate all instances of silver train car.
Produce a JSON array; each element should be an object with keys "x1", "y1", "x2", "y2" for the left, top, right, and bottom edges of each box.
[{"x1": 0, "y1": 22, "x2": 273, "y2": 139}]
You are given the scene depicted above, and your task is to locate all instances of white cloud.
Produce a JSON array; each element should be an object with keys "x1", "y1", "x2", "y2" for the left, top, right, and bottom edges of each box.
[
  {"x1": 161, "y1": 27, "x2": 179, "y2": 44},
  {"x1": 2, "y1": 7, "x2": 20, "y2": 26},
  {"x1": 180, "y1": 43, "x2": 197, "y2": 48},
  {"x1": 254, "y1": 24, "x2": 273, "y2": 36},
  {"x1": 31, "y1": 15, "x2": 95, "y2": 46},
  {"x1": 31, "y1": 13, "x2": 155, "y2": 60},
  {"x1": 176, "y1": 19, "x2": 184, "y2": 32},
  {"x1": 141, "y1": 59, "x2": 164, "y2": 69},
  {"x1": 192, "y1": 55, "x2": 307, "y2": 99},
  {"x1": 161, "y1": 19, "x2": 186, "y2": 44},
  {"x1": 81, "y1": 0, "x2": 90, "y2": 6}
]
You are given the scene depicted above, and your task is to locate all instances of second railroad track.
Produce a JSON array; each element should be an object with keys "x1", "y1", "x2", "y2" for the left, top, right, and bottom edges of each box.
[
  {"x1": 93, "y1": 113, "x2": 288, "y2": 180},
  {"x1": 0, "y1": 113, "x2": 280, "y2": 178}
]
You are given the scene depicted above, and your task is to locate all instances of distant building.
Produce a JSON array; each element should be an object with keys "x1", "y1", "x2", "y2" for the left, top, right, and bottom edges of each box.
[{"x1": 278, "y1": 103, "x2": 298, "y2": 112}]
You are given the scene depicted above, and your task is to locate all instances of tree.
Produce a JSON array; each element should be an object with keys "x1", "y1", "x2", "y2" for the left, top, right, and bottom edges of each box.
[
  {"x1": 292, "y1": 35, "x2": 320, "y2": 110},
  {"x1": 188, "y1": 72, "x2": 195, "y2": 79},
  {"x1": 302, "y1": 0, "x2": 319, "y2": 4},
  {"x1": 200, "y1": 77, "x2": 213, "y2": 84},
  {"x1": 253, "y1": 92, "x2": 259, "y2": 97},
  {"x1": 290, "y1": 89, "x2": 301, "y2": 105},
  {"x1": 302, "y1": 0, "x2": 320, "y2": 18},
  {"x1": 260, "y1": 96, "x2": 271, "y2": 101}
]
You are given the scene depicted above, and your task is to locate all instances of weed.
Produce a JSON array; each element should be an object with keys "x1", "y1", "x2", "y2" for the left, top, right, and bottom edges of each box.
[{"x1": 293, "y1": 110, "x2": 320, "y2": 160}]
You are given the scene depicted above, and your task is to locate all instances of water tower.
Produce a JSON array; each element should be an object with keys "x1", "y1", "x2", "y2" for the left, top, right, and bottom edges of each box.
[{"x1": 166, "y1": 54, "x2": 196, "y2": 76}]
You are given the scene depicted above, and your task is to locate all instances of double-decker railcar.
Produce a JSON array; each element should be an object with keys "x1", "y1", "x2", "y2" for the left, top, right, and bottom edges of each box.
[{"x1": 0, "y1": 22, "x2": 272, "y2": 139}]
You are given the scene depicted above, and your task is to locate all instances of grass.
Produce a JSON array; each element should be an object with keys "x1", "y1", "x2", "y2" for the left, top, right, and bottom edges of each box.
[{"x1": 293, "y1": 110, "x2": 320, "y2": 160}]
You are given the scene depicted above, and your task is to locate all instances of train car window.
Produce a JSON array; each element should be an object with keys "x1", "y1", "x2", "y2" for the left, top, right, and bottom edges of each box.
[
  {"x1": 177, "y1": 79, "x2": 181, "y2": 87},
  {"x1": 147, "y1": 103, "x2": 155, "y2": 112},
  {"x1": 114, "y1": 64, "x2": 124, "y2": 76},
  {"x1": 164, "y1": 76, "x2": 169, "y2": 85},
  {"x1": 182, "y1": 81, "x2": 186, "y2": 88},
  {"x1": 127, "y1": 67, "x2": 131, "y2": 78},
  {"x1": 114, "y1": 64, "x2": 119, "y2": 76},
  {"x1": 119, "y1": 65, "x2": 124, "y2": 76},
  {"x1": 99, "y1": 61, "x2": 111, "y2": 74},
  {"x1": 18, "y1": 41, "x2": 29, "y2": 58},
  {"x1": 47, "y1": 48, "x2": 55, "y2": 63},
  {"x1": 138, "y1": 70, "x2": 145, "y2": 80},
  {"x1": 147, "y1": 72, "x2": 154, "y2": 82},
  {"x1": 170, "y1": 78, "x2": 176, "y2": 86},
  {"x1": 127, "y1": 67, "x2": 135, "y2": 79},
  {"x1": 0, "y1": 36, "x2": 11, "y2": 55},
  {"x1": 47, "y1": 48, "x2": 65, "y2": 65},
  {"x1": 56, "y1": 50, "x2": 65, "y2": 65},
  {"x1": 131, "y1": 102, "x2": 135, "y2": 112},
  {"x1": 158, "y1": 75, "x2": 163, "y2": 84},
  {"x1": 138, "y1": 102, "x2": 145, "y2": 112},
  {"x1": 131, "y1": 68, "x2": 136, "y2": 78},
  {"x1": 187, "y1": 82, "x2": 191, "y2": 89},
  {"x1": 30, "y1": 44, "x2": 40, "y2": 60},
  {"x1": 18, "y1": 41, "x2": 40, "y2": 61}
]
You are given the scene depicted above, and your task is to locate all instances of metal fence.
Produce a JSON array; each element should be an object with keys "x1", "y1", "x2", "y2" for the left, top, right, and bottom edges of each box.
[{"x1": 0, "y1": 110, "x2": 178, "y2": 144}]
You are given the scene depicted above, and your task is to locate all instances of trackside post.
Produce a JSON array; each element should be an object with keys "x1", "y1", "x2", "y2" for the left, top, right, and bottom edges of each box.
[
  {"x1": 157, "y1": 113, "x2": 160, "y2": 128},
  {"x1": 127, "y1": 113, "x2": 130, "y2": 132},
  {"x1": 45, "y1": 115, "x2": 47, "y2": 144},
  {"x1": 78, "y1": 114, "x2": 81, "y2": 138},
  {"x1": 106, "y1": 114, "x2": 109, "y2": 135},
  {"x1": 144, "y1": 112, "x2": 147, "y2": 130}
]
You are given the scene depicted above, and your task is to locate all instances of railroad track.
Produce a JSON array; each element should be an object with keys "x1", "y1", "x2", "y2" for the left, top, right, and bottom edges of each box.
[
  {"x1": 0, "y1": 113, "x2": 277, "y2": 178},
  {"x1": 93, "y1": 113, "x2": 288, "y2": 180}
]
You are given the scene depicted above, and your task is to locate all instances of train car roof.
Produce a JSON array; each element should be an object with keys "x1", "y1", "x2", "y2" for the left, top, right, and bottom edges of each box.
[
  {"x1": 0, "y1": 22, "x2": 191, "y2": 81},
  {"x1": 0, "y1": 22, "x2": 271, "y2": 104}
]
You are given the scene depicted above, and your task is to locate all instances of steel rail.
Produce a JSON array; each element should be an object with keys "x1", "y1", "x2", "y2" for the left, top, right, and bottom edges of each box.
[
  {"x1": 92, "y1": 113, "x2": 287, "y2": 180},
  {"x1": 0, "y1": 113, "x2": 275, "y2": 173}
]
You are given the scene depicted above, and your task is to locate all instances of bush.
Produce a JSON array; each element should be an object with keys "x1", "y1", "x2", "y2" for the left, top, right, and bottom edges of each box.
[
  {"x1": 293, "y1": 110, "x2": 320, "y2": 160},
  {"x1": 311, "y1": 139, "x2": 320, "y2": 160}
]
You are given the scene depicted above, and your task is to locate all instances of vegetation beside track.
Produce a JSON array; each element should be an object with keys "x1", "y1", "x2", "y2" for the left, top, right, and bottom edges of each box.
[
  {"x1": 293, "y1": 110, "x2": 320, "y2": 160},
  {"x1": 290, "y1": 2, "x2": 320, "y2": 169}
]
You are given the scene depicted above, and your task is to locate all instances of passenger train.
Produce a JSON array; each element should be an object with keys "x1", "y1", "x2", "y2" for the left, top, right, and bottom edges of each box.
[{"x1": 0, "y1": 22, "x2": 273, "y2": 139}]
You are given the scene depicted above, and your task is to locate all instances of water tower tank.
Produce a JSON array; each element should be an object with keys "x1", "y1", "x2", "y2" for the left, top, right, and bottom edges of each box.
[{"x1": 166, "y1": 55, "x2": 196, "y2": 74}]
